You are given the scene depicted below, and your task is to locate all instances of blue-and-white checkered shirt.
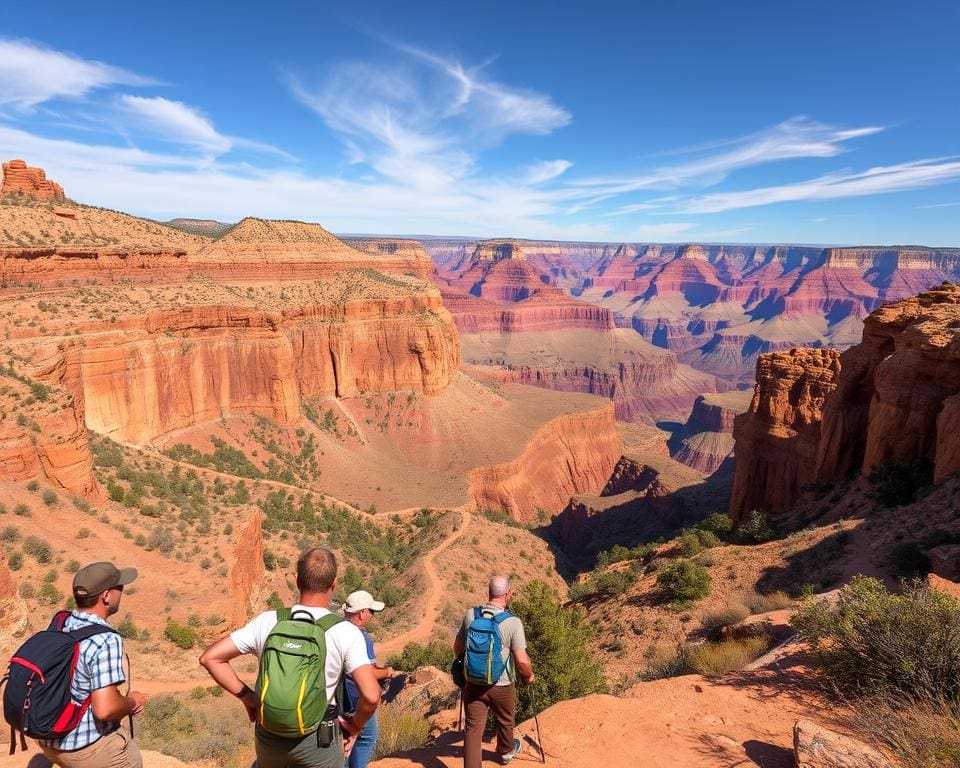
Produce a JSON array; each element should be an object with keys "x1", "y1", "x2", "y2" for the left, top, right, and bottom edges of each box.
[{"x1": 40, "y1": 612, "x2": 126, "y2": 752}]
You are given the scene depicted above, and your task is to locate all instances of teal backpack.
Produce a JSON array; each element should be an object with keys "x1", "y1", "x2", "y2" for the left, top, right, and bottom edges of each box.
[
  {"x1": 254, "y1": 608, "x2": 344, "y2": 738},
  {"x1": 464, "y1": 607, "x2": 513, "y2": 685}
]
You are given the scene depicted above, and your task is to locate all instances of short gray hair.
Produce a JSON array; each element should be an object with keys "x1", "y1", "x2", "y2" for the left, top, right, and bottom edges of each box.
[{"x1": 489, "y1": 575, "x2": 511, "y2": 599}]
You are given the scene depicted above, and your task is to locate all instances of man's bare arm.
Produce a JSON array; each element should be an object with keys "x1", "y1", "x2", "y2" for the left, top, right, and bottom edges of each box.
[
  {"x1": 512, "y1": 648, "x2": 534, "y2": 684},
  {"x1": 199, "y1": 637, "x2": 257, "y2": 720},
  {"x1": 90, "y1": 686, "x2": 145, "y2": 721}
]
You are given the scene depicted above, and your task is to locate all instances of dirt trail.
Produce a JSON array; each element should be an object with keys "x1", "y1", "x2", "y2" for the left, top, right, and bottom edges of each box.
[
  {"x1": 135, "y1": 507, "x2": 471, "y2": 694},
  {"x1": 376, "y1": 509, "x2": 471, "y2": 659}
]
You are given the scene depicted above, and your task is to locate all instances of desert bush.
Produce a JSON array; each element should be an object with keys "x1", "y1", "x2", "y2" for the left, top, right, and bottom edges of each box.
[
  {"x1": 8, "y1": 552, "x2": 23, "y2": 571},
  {"x1": 387, "y1": 640, "x2": 453, "y2": 673},
  {"x1": 374, "y1": 701, "x2": 432, "y2": 758},
  {"x1": 676, "y1": 531, "x2": 703, "y2": 557},
  {"x1": 743, "y1": 590, "x2": 794, "y2": 614},
  {"x1": 852, "y1": 695, "x2": 960, "y2": 768},
  {"x1": 137, "y1": 693, "x2": 251, "y2": 764},
  {"x1": 164, "y1": 620, "x2": 198, "y2": 650},
  {"x1": 26, "y1": 480, "x2": 39, "y2": 492},
  {"x1": 792, "y1": 576, "x2": 960, "y2": 702},
  {"x1": 889, "y1": 542, "x2": 932, "y2": 579},
  {"x1": 656, "y1": 559, "x2": 711, "y2": 603},
  {"x1": 594, "y1": 542, "x2": 655, "y2": 569},
  {"x1": 41, "y1": 489, "x2": 57, "y2": 507},
  {"x1": 867, "y1": 459, "x2": 933, "y2": 507},
  {"x1": 0, "y1": 525, "x2": 20, "y2": 543},
  {"x1": 22, "y1": 535, "x2": 52, "y2": 563},
  {"x1": 737, "y1": 509, "x2": 775, "y2": 543},
  {"x1": 569, "y1": 566, "x2": 640, "y2": 602},
  {"x1": 687, "y1": 636, "x2": 768, "y2": 675},
  {"x1": 699, "y1": 603, "x2": 750, "y2": 636},
  {"x1": 38, "y1": 582, "x2": 63, "y2": 606},
  {"x1": 117, "y1": 615, "x2": 141, "y2": 640},
  {"x1": 697, "y1": 512, "x2": 734, "y2": 537}
]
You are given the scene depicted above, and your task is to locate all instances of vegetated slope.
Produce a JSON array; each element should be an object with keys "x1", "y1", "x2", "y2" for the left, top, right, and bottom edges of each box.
[
  {"x1": 731, "y1": 282, "x2": 960, "y2": 517},
  {"x1": 426, "y1": 238, "x2": 960, "y2": 387}
]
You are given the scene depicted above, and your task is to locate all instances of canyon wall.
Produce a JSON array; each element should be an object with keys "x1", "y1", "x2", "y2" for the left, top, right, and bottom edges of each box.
[
  {"x1": 731, "y1": 283, "x2": 960, "y2": 517},
  {"x1": 670, "y1": 391, "x2": 752, "y2": 474},
  {"x1": 230, "y1": 511, "x2": 265, "y2": 628},
  {"x1": 468, "y1": 403, "x2": 623, "y2": 523}
]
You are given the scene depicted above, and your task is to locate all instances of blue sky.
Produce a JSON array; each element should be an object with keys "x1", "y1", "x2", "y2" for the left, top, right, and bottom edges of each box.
[{"x1": 1, "y1": 1, "x2": 959, "y2": 244}]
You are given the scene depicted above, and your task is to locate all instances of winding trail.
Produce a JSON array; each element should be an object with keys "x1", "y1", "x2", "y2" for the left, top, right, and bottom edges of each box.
[
  {"x1": 137, "y1": 507, "x2": 471, "y2": 695},
  {"x1": 376, "y1": 508, "x2": 471, "y2": 659}
]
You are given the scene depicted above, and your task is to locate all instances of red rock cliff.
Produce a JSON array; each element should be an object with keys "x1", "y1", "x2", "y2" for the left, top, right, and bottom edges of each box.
[
  {"x1": 731, "y1": 283, "x2": 960, "y2": 517},
  {"x1": 230, "y1": 510, "x2": 264, "y2": 628},
  {"x1": 729, "y1": 348, "x2": 841, "y2": 518},
  {"x1": 2, "y1": 159, "x2": 65, "y2": 201},
  {"x1": 468, "y1": 403, "x2": 623, "y2": 523}
]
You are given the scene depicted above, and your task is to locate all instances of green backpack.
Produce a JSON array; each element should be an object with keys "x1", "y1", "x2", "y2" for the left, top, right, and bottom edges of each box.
[{"x1": 254, "y1": 608, "x2": 344, "y2": 738}]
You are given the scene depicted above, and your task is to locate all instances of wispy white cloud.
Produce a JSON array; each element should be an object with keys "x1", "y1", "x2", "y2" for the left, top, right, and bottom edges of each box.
[
  {"x1": 116, "y1": 95, "x2": 292, "y2": 160},
  {"x1": 118, "y1": 95, "x2": 231, "y2": 156},
  {"x1": 673, "y1": 156, "x2": 960, "y2": 213},
  {"x1": 522, "y1": 159, "x2": 573, "y2": 185},
  {"x1": 916, "y1": 201, "x2": 960, "y2": 209},
  {"x1": 0, "y1": 38, "x2": 156, "y2": 110},
  {"x1": 286, "y1": 46, "x2": 570, "y2": 189},
  {"x1": 572, "y1": 118, "x2": 883, "y2": 200}
]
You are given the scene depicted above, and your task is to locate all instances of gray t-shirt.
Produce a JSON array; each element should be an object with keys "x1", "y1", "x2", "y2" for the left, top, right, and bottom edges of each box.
[{"x1": 456, "y1": 603, "x2": 527, "y2": 686}]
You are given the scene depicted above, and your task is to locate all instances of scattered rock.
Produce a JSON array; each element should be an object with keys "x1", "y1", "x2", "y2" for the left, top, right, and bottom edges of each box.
[
  {"x1": 793, "y1": 720, "x2": 893, "y2": 768},
  {"x1": 929, "y1": 544, "x2": 960, "y2": 581}
]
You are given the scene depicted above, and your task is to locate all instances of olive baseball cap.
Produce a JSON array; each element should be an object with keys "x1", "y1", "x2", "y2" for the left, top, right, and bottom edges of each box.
[{"x1": 73, "y1": 562, "x2": 138, "y2": 599}]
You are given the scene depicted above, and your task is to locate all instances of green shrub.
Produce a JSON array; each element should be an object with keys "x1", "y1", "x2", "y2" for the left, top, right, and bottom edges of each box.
[
  {"x1": 38, "y1": 582, "x2": 63, "y2": 606},
  {"x1": 41, "y1": 489, "x2": 58, "y2": 507},
  {"x1": 792, "y1": 576, "x2": 960, "y2": 702},
  {"x1": 676, "y1": 531, "x2": 703, "y2": 557},
  {"x1": 890, "y1": 542, "x2": 932, "y2": 579},
  {"x1": 8, "y1": 552, "x2": 23, "y2": 571},
  {"x1": 743, "y1": 590, "x2": 794, "y2": 614},
  {"x1": 656, "y1": 559, "x2": 711, "y2": 603},
  {"x1": 511, "y1": 580, "x2": 607, "y2": 714},
  {"x1": 738, "y1": 509, "x2": 774, "y2": 543},
  {"x1": 26, "y1": 480, "x2": 39, "y2": 492},
  {"x1": 387, "y1": 640, "x2": 453, "y2": 673},
  {"x1": 137, "y1": 693, "x2": 251, "y2": 763},
  {"x1": 107, "y1": 482, "x2": 125, "y2": 502},
  {"x1": 13, "y1": 504, "x2": 30, "y2": 517},
  {"x1": 569, "y1": 566, "x2": 639, "y2": 601},
  {"x1": 867, "y1": 459, "x2": 933, "y2": 507},
  {"x1": 117, "y1": 615, "x2": 140, "y2": 640},
  {"x1": 374, "y1": 701, "x2": 432, "y2": 758},
  {"x1": 164, "y1": 620, "x2": 198, "y2": 650},
  {"x1": 697, "y1": 513, "x2": 734, "y2": 537},
  {"x1": 0, "y1": 525, "x2": 20, "y2": 543}
]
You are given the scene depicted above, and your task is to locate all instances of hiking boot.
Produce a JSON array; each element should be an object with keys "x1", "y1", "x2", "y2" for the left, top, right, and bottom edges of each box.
[{"x1": 498, "y1": 739, "x2": 522, "y2": 764}]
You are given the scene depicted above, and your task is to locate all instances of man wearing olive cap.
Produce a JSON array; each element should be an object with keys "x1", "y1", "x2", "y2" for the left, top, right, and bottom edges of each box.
[
  {"x1": 39, "y1": 562, "x2": 148, "y2": 768},
  {"x1": 341, "y1": 591, "x2": 395, "y2": 768}
]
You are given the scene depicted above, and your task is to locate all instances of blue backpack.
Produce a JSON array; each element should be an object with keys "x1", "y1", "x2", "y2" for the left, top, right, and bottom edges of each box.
[{"x1": 464, "y1": 608, "x2": 513, "y2": 685}]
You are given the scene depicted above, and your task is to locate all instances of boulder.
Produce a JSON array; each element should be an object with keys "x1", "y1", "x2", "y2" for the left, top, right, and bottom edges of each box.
[{"x1": 793, "y1": 720, "x2": 893, "y2": 768}]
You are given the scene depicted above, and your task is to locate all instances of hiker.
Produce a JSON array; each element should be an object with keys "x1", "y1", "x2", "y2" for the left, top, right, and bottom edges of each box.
[
  {"x1": 199, "y1": 547, "x2": 380, "y2": 768},
  {"x1": 37, "y1": 561, "x2": 147, "y2": 768},
  {"x1": 454, "y1": 575, "x2": 535, "y2": 768},
  {"x1": 340, "y1": 590, "x2": 396, "y2": 768}
]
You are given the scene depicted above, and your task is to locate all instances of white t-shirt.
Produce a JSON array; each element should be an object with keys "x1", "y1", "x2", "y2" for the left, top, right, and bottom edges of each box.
[{"x1": 230, "y1": 605, "x2": 370, "y2": 703}]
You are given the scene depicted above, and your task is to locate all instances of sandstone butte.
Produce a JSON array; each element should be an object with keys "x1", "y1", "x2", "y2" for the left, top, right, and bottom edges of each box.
[
  {"x1": 426, "y1": 238, "x2": 960, "y2": 387},
  {"x1": 730, "y1": 282, "x2": 960, "y2": 517},
  {"x1": 669, "y1": 389, "x2": 753, "y2": 474},
  {"x1": 0, "y1": 159, "x2": 65, "y2": 201}
]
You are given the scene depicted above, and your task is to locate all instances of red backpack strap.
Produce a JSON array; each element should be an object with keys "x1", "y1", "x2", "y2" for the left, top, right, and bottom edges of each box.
[{"x1": 48, "y1": 610, "x2": 72, "y2": 631}]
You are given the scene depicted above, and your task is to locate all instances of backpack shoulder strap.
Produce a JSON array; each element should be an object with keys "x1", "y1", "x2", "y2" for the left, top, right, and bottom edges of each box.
[
  {"x1": 492, "y1": 610, "x2": 513, "y2": 625},
  {"x1": 67, "y1": 624, "x2": 118, "y2": 642},
  {"x1": 276, "y1": 607, "x2": 293, "y2": 623},
  {"x1": 48, "y1": 610, "x2": 72, "y2": 631},
  {"x1": 315, "y1": 614, "x2": 343, "y2": 632}
]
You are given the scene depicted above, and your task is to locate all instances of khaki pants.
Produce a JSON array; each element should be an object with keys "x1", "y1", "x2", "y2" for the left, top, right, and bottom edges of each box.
[
  {"x1": 463, "y1": 682, "x2": 516, "y2": 768},
  {"x1": 41, "y1": 728, "x2": 142, "y2": 768}
]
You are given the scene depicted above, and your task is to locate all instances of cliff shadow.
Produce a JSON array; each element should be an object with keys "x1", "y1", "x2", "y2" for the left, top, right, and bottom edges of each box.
[{"x1": 755, "y1": 527, "x2": 852, "y2": 596}]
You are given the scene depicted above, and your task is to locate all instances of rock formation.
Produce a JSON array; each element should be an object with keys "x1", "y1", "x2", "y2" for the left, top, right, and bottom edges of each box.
[
  {"x1": 469, "y1": 403, "x2": 623, "y2": 523},
  {"x1": 1, "y1": 159, "x2": 65, "y2": 201},
  {"x1": 731, "y1": 283, "x2": 960, "y2": 517},
  {"x1": 793, "y1": 720, "x2": 893, "y2": 768},
  {"x1": 230, "y1": 511, "x2": 264, "y2": 627},
  {"x1": 729, "y1": 349, "x2": 841, "y2": 517},
  {"x1": 670, "y1": 391, "x2": 753, "y2": 474}
]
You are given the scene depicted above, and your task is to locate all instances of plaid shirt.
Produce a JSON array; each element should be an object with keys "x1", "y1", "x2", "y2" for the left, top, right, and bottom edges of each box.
[{"x1": 40, "y1": 612, "x2": 126, "y2": 752}]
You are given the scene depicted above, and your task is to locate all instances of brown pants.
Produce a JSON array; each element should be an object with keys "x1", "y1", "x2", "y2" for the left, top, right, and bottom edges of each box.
[
  {"x1": 41, "y1": 727, "x2": 142, "y2": 768},
  {"x1": 463, "y1": 682, "x2": 516, "y2": 768}
]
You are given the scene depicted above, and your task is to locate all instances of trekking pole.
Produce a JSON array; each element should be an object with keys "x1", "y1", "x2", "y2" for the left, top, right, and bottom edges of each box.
[
  {"x1": 457, "y1": 689, "x2": 463, "y2": 733},
  {"x1": 530, "y1": 683, "x2": 545, "y2": 763},
  {"x1": 124, "y1": 653, "x2": 135, "y2": 739}
]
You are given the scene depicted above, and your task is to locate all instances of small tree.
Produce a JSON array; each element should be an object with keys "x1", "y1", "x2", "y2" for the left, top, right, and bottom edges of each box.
[
  {"x1": 509, "y1": 580, "x2": 606, "y2": 715},
  {"x1": 656, "y1": 559, "x2": 711, "y2": 603}
]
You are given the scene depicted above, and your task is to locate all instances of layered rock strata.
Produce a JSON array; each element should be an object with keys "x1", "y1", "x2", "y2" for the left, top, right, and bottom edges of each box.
[
  {"x1": 469, "y1": 403, "x2": 623, "y2": 523},
  {"x1": 731, "y1": 283, "x2": 960, "y2": 517},
  {"x1": 2, "y1": 159, "x2": 65, "y2": 200},
  {"x1": 670, "y1": 391, "x2": 753, "y2": 474}
]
